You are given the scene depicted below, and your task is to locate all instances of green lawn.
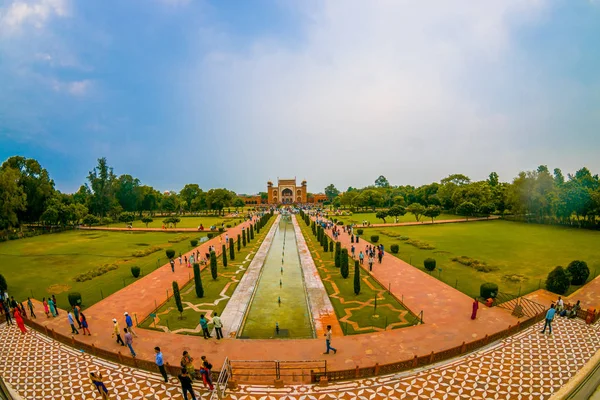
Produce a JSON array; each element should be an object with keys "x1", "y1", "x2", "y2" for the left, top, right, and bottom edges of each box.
[
  {"x1": 335, "y1": 212, "x2": 463, "y2": 226},
  {"x1": 297, "y1": 216, "x2": 419, "y2": 334},
  {"x1": 0, "y1": 230, "x2": 213, "y2": 308},
  {"x1": 373, "y1": 220, "x2": 600, "y2": 298},
  {"x1": 108, "y1": 216, "x2": 240, "y2": 229},
  {"x1": 139, "y1": 217, "x2": 276, "y2": 334}
]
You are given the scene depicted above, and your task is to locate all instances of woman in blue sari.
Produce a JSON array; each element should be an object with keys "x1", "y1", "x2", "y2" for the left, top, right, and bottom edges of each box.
[{"x1": 47, "y1": 298, "x2": 57, "y2": 317}]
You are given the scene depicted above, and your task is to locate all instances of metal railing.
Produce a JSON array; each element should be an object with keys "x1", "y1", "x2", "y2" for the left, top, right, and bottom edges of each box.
[
  {"x1": 495, "y1": 292, "x2": 546, "y2": 318},
  {"x1": 210, "y1": 357, "x2": 232, "y2": 400}
]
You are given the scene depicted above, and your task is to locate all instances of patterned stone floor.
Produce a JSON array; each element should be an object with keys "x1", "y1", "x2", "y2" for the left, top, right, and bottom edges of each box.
[{"x1": 1, "y1": 317, "x2": 599, "y2": 399}]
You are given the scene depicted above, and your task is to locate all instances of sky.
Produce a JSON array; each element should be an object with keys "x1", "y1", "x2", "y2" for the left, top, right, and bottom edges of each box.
[{"x1": 1, "y1": 0, "x2": 599, "y2": 194}]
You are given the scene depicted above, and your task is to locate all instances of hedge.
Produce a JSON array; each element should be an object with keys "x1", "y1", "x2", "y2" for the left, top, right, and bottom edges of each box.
[{"x1": 480, "y1": 282, "x2": 499, "y2": 299}]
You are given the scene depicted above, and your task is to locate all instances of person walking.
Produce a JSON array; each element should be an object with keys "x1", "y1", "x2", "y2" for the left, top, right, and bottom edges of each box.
[
  {"x1": 200, "y1": 356, "x2": 214, "y2": 391},
  {"x1": 80, "y1": 312, "x2": 91, "y2": 335},
  {"x1": 170, "y1": 259, "x2": 175, "y2": 273},
  {"x1": 155, "y1": 347, "x2": 169, "y2": 383},
  {"x1": 471, "y1": 298, "x2": 479, "y2": 320},
  {"x1": 27, "y1": 297, "x2": 36, "y2": 319},
  {"x1": 212, "y1": 312, "x2": 223, "y2": 340},
  {"x1": 199, "y1": 314, "x2": 211, "y2": 339},
  {"x1": 51, "y1": 294, "x2": 59, "y2": 315},
  {"x1": 48, "y1": 297, "x2": 57, "y2": 317},
  {"x1": 178, "y1": 369, "x2": 197, "y2": 400},
  {"x1": 541, "y1": 304, "x2": 557, "y2": 335},
  {"x1": 323, "y1": 325, "x2": 337, "y2": 354},
  {"x1": 358, "y1": 251, "x2": 364, "y2": 265},
  {"x1": 112, "y1": 319, "x2": 125, "y2": 346},
  {"x1": 180, "y1": 351, "x2": 195, "y2": 377},
  {"x1": 124, "y1": 312, "x2": 137, "y2": 337},
  {"x1": 124, "y1": 328, "x2": 136, "y2": 357},
  {"x1": 89, "y1": 372, "x2": 109, "y2": 400},
  {"x1": 13, "y1": 308, "x2": 26, "y2": 334},
  {"x1": 368, "y1": 255, "x2": 374, "y2": 272},
  {"x1": 377, "y1": 249, "x2": 383, "y2": 264},
  {"x1": 42, "y1": 298, "x2": 50, "y2": 318},
  {"x1": 68, "y1": 311, "x2": 79, "y2": 334},
  {"x1": 73, "y1": 304, "x2": 82, "y2": 328}
]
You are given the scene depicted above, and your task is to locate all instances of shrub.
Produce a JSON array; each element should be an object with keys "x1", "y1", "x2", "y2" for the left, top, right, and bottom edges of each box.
[
  {"x1": 132, "y1": 245, "x2": 162, "y2": 257},
  {"x1": 357, "y1": 229, "x2": 364, "y2": 235},
  {"x1": 354, "y1": 260, "x2": 361, "y2": 295},
  {"x1": 242, "y1": 230, "x2": 247, "y2": 247},
  {"x1": 207, "y1": 233, "x2": 214, "y2": 239},
  {"x1": 73, "y1": 264, "x2": 118, "y2": 282},
  {"x1": 0, "y1": 274, "x2": 7, "y2": 292},
  {"x1": 329, "y1": 241, "x2": 333, "y2": 252},
  {"x1": 480, "y1": 282, "x2": 499, "y2": 299},
  {"x1": 193, "y1": 263, "x2": 204, "y2": 298},
  {"x1": 337, "y1": 221, "x2": 344, "y2": 225},
  {"x1": 67, "y1": 292, "x2": 82, "y2": 306},
  {"x1": 226, "y1": 224, "x2": 232, "y2": 228},
  {"x1": 218, "y1": 227, "x2": 224, "y2": 233},
  {"x1": 141, "y1": 216, "x2": 153, "y2": 227},
  {"x1": 567, "y1": 260, "x2": 589, "y2": 285},
  {"x1": 190, "y1": 239, "x2": 199, "y2": 247},
  {"x1": 400, "y1": 236, "x2": 409, "y2": 241},
  {"x1": 165, "y1": 249, "x2": 176, "y2": 259},
  {"x1": 546, "y1": 266, "x2": 570, "y2": 295},
  {"x1": 168, "y1": 235, "x2": 190, "y2": 243},
  {"x1": 210, "y1": 251, "x2": 218, "y2": 280},
  {"x1": 424, "y1": 258, "x2": 436, "y2": 271},
  {"x1": 172, "y1": 281, "x2": 183, "y2": 315},
  {"x1": 341, "y1": 248, "x2": 349, "y2": 278},
  {"x1": 390, "y1": 244, "x2": 399, "y2": 254},
  {"x1": 222, "y1": 244, "x2": 228, "y2": 267},
  {"x1": 131, "y1": 266, "x2": 141, "y2": 278},
  {"x1": 370, "y1": 235, "x2": 379, "y2": 243},
  {"x1": 229, "y1": 238, "x2": 235, "y2": 260}
]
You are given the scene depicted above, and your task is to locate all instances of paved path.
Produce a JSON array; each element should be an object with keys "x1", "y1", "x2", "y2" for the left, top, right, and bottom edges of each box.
[
  {"x1": 80, "y1": 226, "x2": 226, "y2": 233},
  {"x1": 526, "y1": 274, "x2": 600, "y2": 312},
  {"x1": 1, "y1": 318, "x2": 598, "y2": 399},
  {"x1": 337, "y1": 216, "x2": 500, "y2": 228}
]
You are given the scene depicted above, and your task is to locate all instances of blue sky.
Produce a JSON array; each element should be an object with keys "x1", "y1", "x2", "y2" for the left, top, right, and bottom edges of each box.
[{"x1": 1, "y1": 0, "x2": 599, "y2": 194}]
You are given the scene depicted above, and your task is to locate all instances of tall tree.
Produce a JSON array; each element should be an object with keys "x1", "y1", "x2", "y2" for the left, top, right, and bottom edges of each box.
[
  {"x1": 0, "y1": 167, "x2": 27, "y2": 229},
  {"x1": 324, "y1": 184, "x2": 340, "y2": 201},
  {"x1": 179, "y1": 184, "x2": 202, "y2": 212},
  {"x1": 375, "y1": 175, "x2": 390, "y2": 188},
  {"x1": 114, "y1": 174, "x2": 141, "y2": 212},
  {"x1": 406, "y1": 203, "x2": 426, "y2": 222},
  {"x1": 487, "y1": 172, "x2": 499, "y2": 187},
  {"x1": 87, "y1": 157, "x2": 116, "y2": 217}
]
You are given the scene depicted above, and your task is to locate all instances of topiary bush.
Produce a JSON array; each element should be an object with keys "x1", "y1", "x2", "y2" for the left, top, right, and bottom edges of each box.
[
  {"x1": 226, "y1": 224, "x2": 232, "y2": 228},
  {"x1": 424, "y1": 258, "x2": 436, "y2": 271},
  {"x1": 67, "y1": 292, "x2": 82, "y2": 306},
  {"x1": 480, "y1": 282, "x2": 499, "y2": 299},
  {"x1": 340, "y1": 248, "x2": 349, "y2": 278},
  {"x1": 218, "y1": 227, "x2": 224, "y2": 233},
  {"x1": 357, "y1": 229, "x2": 364, "y2": 235},
  {"x1": 210, "y1": 251, "x2": 218, "y2": 280},
  {"x1": 193, "y1": 263, "x2": 204, "y2": 298},
  {"x1": 222, "y1": 244, "x2": 228, "y2": 267},
  {"x1": 337, "y1": 221, "x2": 344, "y2": 225},
  {"x1": 131, "y1": 266, "x2": 141, "y2": 278},
  {"x1": 546, "y1": 266, "x2": 571, "y2": 294},
  {"x1": 390, "y1": 244, "x2": 399, "y2": 254},
  {"x1": 567, "y1": 260, "x2": 589, "y2": 285},
  {"x1": 207, "y1": 233, "x2": 214, "y2": 239},
  {"x1": 190, "y1": 239, "x2": 198, "y2": 247},
  {"x1": 165, "y1": 249, "x2": 175, "y2": 259},
  {"x1": 370, "y1": 235, "x2": 379, "y2": 243}
]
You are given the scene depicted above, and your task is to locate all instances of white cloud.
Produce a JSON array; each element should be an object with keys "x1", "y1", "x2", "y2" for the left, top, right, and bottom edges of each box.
[
  {"x1": 51, "y1": 79, "x2": 91, "y2": 96},
  {"x1": 0, "y1": 0, "x2": 68, "y2": 33}
]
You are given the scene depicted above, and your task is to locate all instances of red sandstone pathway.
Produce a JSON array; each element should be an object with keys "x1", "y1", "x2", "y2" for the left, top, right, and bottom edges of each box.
[
  {"x1": 33, "y1": 213, "x2": 520, "y2": 376},
  {"x1": 80, "y1": 226, "x2": 224, "y2": 233},
  {"x1": 526, "y1": 274, "x2": 600, "y2": 312},
  {"x1": 340, "y1": 215, "x2": 500, "y2": 229}
]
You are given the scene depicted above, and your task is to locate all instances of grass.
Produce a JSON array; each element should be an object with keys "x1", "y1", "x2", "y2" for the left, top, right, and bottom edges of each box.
[
  {"x1": 108, "y1": 216, "x2": 238, "y2": 229},
  {"x1": 297, "y1": 216, "x2": 420, "y2": 334},
  {"x1": 0, "y1": 230, "x2": 214, "y2": 308},
  {"x1": 335, "y1": 212, "x2": 463, "y2": 226},
  {"x1": 139, "y1": 217, "x2": 276, "y2": 334},
  {"x1": 374, "y1": 220, "x2": 600, "y2": 298}
]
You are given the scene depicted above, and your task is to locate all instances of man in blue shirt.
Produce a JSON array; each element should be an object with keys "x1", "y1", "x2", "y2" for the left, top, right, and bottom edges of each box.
[
  {"x1": 124, "y1": 312, "x2": 137, "y2": 337},
  {"x1": 541, "y1": 304, "x2": 556, "y2": 335},
  {"x1": 155, "y1": 346, "x2": 168, "y2": 382}
]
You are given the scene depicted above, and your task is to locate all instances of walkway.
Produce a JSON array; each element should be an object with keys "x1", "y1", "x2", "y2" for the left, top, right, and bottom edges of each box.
[
  {"x1": 80, "y1": 226, "x2": 225, "y2": 233},
  {"x1": 1, "y1": 317, "x2": 598, "y2": 399},
  {"x1": 338, "y1": 216, "x2": 500, "y2": 228}
]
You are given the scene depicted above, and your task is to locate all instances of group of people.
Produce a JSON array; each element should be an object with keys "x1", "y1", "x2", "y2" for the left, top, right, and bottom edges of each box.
[
  {"x1": 154, "y1": 347, "x2": 215, "y2": 399},
  {"x1": 0, "y1": 293, "x2": 35, "y2": 334}
]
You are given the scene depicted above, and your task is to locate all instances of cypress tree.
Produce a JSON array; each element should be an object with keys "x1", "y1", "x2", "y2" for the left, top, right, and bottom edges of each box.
[
  {"x1": 323, "y1": 236, "x2": 328, "y2": 252},
  {"x1": 335, "y1": 242, "x2": 342, "y2": 268},
  {"x1": 193, "y1": 263, "x2": 204, "y2": 298},
  {"x1": 341, "y1": 248, "x2": 349, "y2": 278},
  {"x1": 256, "y1": 224, "x2": 260, "y2": 234},
  {"x1": 311, "y1": 221, "x2": 316, "y2": 235},
  {"x1": 354, "y1": 260, "x2": 361, "y2": 295},
  {"x1": 172, "y1": 281, "x2": 184, "y2": 317},
  {"x1": 237, "y1": 234, "x2": 241, "y2": 251},
  {"x1": 246, "y1": 227, "x2": 251, "y2": 243},
  {"x1": 329, "y1": 241, "x2": 334, "y2": 252},
  {"x1": 229, "y1": 238, "x2": 235, "y2": 260},
  {"x1": 222, "y1": 244, "x2": 228, "y2": 267},
  {"x1": 210, "y1": 251, "x2": 218, "y2": 279},
  {"x1": 250, "y1": 224, "x2": 254, "y2": 240},
  {"x1": 242, "y1": 230, "x2": 247, "y2": 247}
]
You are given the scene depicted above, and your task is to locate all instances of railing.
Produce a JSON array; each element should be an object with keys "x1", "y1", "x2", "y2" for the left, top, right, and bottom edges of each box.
[
  {"x1": 228, "y1": 360, "x2": 327, "y2": 384},
  {"x1": 494, "y1": 292, "x2": 546, "y2": 318},
  {"x1": 211, "y1": 357, "x2": 232, "y2": 400}
]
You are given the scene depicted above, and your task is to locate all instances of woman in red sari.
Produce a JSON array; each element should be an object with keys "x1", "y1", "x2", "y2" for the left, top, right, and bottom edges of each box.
[
  {"x1": 14, "y1": 308, "x2": 27, "y2": 333},
  {"x1": 471, "y1": 298, "x2": 479, "y2": 320}
]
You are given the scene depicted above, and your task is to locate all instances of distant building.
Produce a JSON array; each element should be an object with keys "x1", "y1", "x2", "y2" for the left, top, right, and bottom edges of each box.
[{"x1": 267, "y1": 178, "x2": 307, "y2": 204}]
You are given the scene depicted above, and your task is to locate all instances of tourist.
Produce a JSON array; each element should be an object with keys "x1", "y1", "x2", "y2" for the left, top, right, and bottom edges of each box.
[
  {"x1": 323, "y1": 325, "x2": 337, "y2": 354},
  {"x1": 73, "y1": 304, "x2": 81, "y2": 328},
  {"x1": 52, "y1": 294, "x2": 59, "y2": 315},
  {"x1": 200, "y1": 314, "x2": 211, "y2": 339},
  {"x1": 471, "y1": 298, "x2": 479, "y2": 320},
  {"x1": 13, "y1": 308, "x2": 26, "y2": 334},
  {"x1": 48, "y1": 297, "x2": 57, "y2": 317},
  {"x1": 124, "y1": 328, "x2": 135, "y2": 357},
  {"x1": 124, "y1": 312, "x2": 137, "y2": 337},
  {"x1": 377, "y1": 249, "x2": 383, "y2": 264},
  {"x1": 112, "y1": 318, "x2": 125, "y2": 346},
  {"x1": 170, "y1": 259, "x2": 175, "y2": 273},
  {"x1": 359, "y1": 251, "x2": 364, "y2": 265},
  {"x1": 568, "y1": 300, "x2": 581, "y2": 318},
  {"x1": 27, "y1": 297, "x2": 36, "y2": 319},
  {"x1": 200, "y1": 356, "x2": 214, "y2": 390},
  {"x1": 80, "y1": 312, "x2": 91, "y2": 335},
  {"x1": 89, "y1": 371, "x2": 109, "y2": 399},
  {"x1": 540, "y1": 304, "x2": 556, "y2": 335},
  {"x1": 42, "y1": 298, "x2": 49, "y2": 318},
  {"x1": 556, "y1": 296, "x2": 564, "y2": 313},
  {"x1": 9, "y1": 296, "x2": 17, "y2": 309},
  {"x1": 181, "y1": 351, "x2": 195, "y2": 377},
  {"x1": 68, "y1": 311, "x2": 79, "y2": 334},
  {"x1": 19, "y1": 302, "x2": 27, "y2": 320},
  {"x1": 368, "y1": 254, "x2": 374, "y2": 272},
  {"x1": 212, "y1": 312, "x2": 223, "y2": 340},
  {"x1": 178, "y1": 369, "x2": 197, "y2": 400},
  {"x1": 155, "y1": 347, "x2": 169, "y2": 383},
  {"x1": 351, "y1": 245, "x2": 355, "y2": 258},
  {"x1": 179, "y1": 255, "x2": 183, "y2": 265}
]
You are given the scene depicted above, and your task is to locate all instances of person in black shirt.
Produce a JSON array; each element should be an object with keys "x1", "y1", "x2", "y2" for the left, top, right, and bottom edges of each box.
[{"x1": 178, "y1": 369, "x2": 197, "y2": 400}]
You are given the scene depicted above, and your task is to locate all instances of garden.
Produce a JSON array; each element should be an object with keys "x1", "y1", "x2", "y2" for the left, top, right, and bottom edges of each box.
[
  {"x1": 334, "y1": 211, "x2": 463, "y2": 226},
  {"x1": 370, "y1": 220, "x2": 600, "y2": 298}
]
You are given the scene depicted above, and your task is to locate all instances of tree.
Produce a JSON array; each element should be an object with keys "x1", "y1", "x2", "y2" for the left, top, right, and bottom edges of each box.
[
  {"x1": 115, "y1": 174, "x2": 141, "y2": 212},
  {"x1": 567, "y1": 260, "x2": 589, "y2": 285},
  {"x1": 487, "y1": 172, "x2": 499, "y2": 187},
  {"x1": 387, "y1": 205, "x2": 406, "y2": 223},
  {"x1": 323, "y1": 235, "x2": 328, "y2": 252},
  {"x1": 406, "y1": 203, "x2": 426, "y2": 222},
  {"x1": 82, "y1": 214, "x2": 100, "y2": 227},
  {"x1": 324, "y1": 184, "x2": 340, "y2": 201},
  {"x1": 141, "y1": 216, "x2": 153, "y2": 227},
  {"x1": 242, "y1": 230, "x2": 246, "y2": 247},
  {"x1": 87, "y1": 157, "x2": 116, "y2": 217},
  {"x1": 423, "y1": 206, "x2": 441, "y2": 223},
  {"x1": 210, "y1": 251, "x2": 218, "y2": 279},
  {"x1": 206, "y1": 188, "x2": 234, "y2": 215},
  {"x1": 357, "y1": 190, "x2": 384, "y2": 211},
  {"x1": 340, "y1": 248, "x2": 349, "y2": 278},
  {"x1": 546, "y1": 266, "x2": 570, "y2": 294},
  {"x1": 424, "y1": 258, "x2": 436, "y2": 272},
  {"x1": 376, "y1": 210, "x2": 388, "y2": 223},
  {"x1": 237, "y1": 234, "x2": 241, "y2": 251},
  {"x1": 335, "y1": 242, "x2": 342, "y2": 268},
  {"x1": 229, "y1": 238, "x2": 235, "y2": 260},
  {"x1": 456, "y1": 201, "x2": 477, "y2": 220},
  {"x1": 353, "y1": 260, "x2": 361, "y2": 295},
  {"x1": 193, "y1": 263, "x2": 204, "y2": 298},
  {"x1": 222, "y1": 244, "x2": 228, "y2": 267},
  {"x1": 375, "y1": 175, "x2": 390, "y2": 188},
  {"x1": 0, "y1": 274, "x2": 7, "y2": 292},
  {"x1": 0, "y1": 167, "x2": 27, "y2": 229},
  {"x1": 250, "y1": 224, "x2": 254, "y2": 240},
  {"x1": 179, "y1": 184, "x2": 202, "y2": 212},
  {"x1": 233, "y1": 197, "x2": 245, "y2": 211},
  {"x1": 172, "y1": 281, "x2": 184, "y2": 317}
]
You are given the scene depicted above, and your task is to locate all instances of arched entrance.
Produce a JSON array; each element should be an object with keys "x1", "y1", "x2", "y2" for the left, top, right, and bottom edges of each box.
[{"x1": 281, "y1": 188, "x2": 293, "y2": 204}]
